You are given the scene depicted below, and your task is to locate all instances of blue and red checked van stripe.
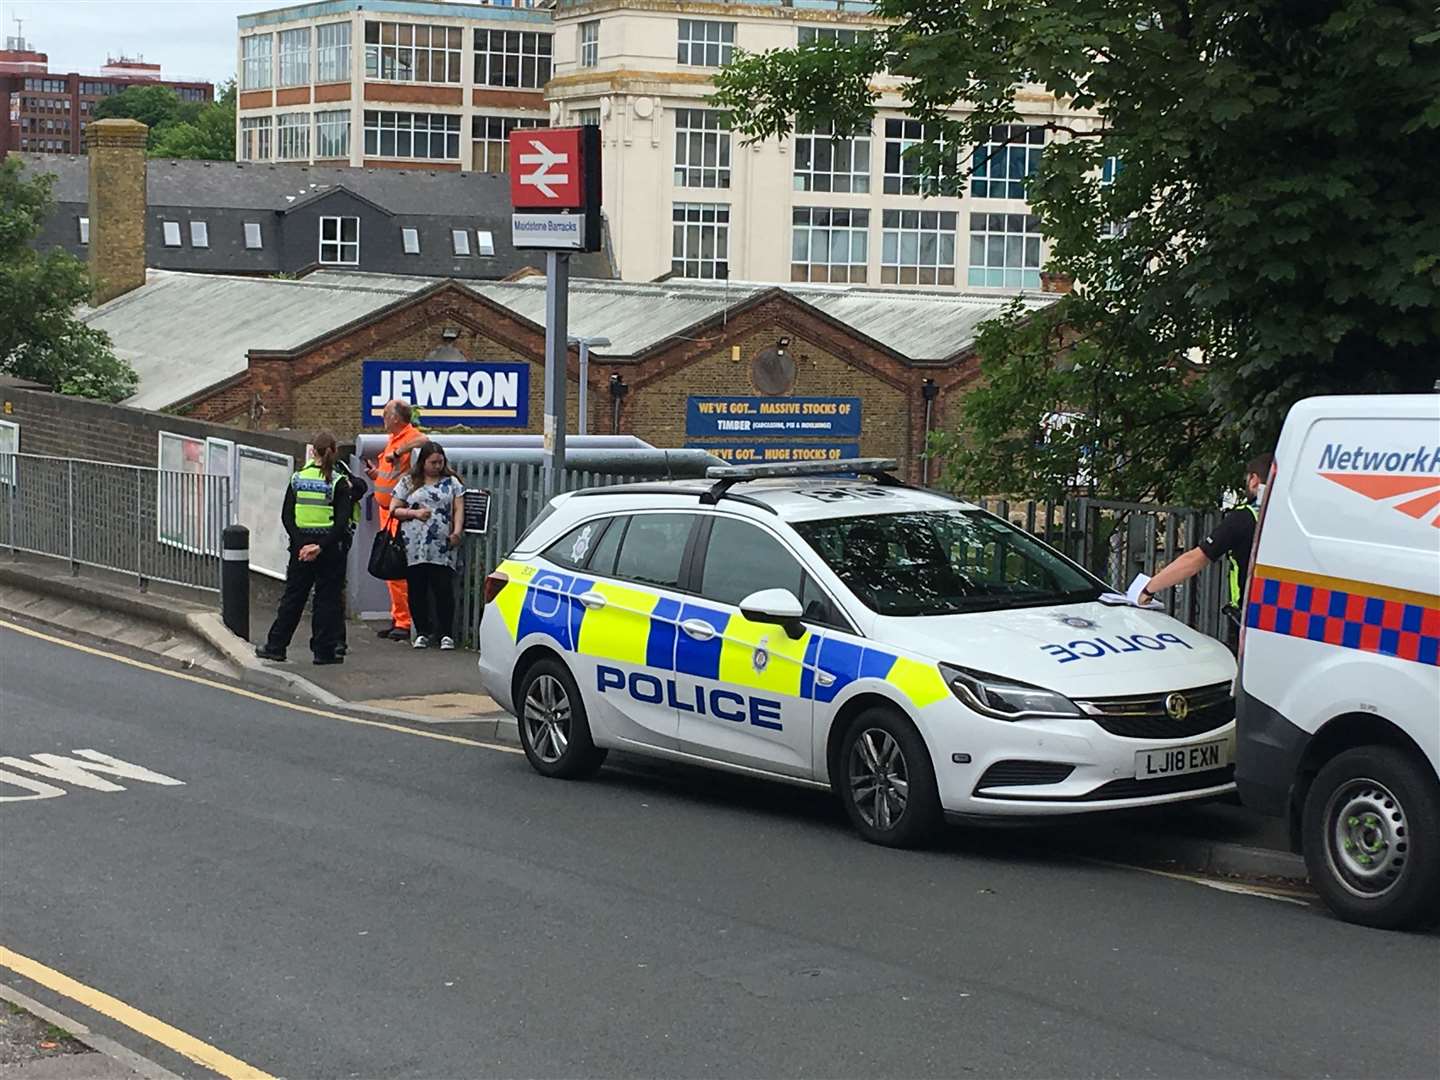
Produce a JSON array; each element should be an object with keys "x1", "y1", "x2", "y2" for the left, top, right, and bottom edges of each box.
[{"x1": 1246, "y1": 568, "x2": 1440, "y2": 666}]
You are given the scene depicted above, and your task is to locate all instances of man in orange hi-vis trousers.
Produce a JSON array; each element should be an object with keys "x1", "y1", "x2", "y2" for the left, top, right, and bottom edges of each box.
[{"x1": 366, "y1": 399, "x2": 427, "y2": 640}]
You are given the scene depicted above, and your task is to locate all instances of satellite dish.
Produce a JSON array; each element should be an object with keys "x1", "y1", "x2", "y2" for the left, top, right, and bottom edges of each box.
[{"x1": 751, "y1": 345, "x2": 796, "y2": 396}]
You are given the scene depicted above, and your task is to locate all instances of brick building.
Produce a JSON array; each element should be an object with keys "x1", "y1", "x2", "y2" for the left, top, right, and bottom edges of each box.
[{"x1": 0, "y1": 35, "x2": 213, "y2": 157}]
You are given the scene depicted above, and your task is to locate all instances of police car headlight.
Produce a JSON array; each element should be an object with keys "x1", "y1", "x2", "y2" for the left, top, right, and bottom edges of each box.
[{"x1": 938, "y1": 664, "x2": 1082, "y2": 720}]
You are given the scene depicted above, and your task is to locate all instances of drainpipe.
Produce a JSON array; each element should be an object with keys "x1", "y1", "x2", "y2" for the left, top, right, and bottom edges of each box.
[
  {"x1": 608, "y1": 372, "x2": 629, "y2": 435},
  {"x1": 920, "y1": 378, "x2": 939, "y2": 485}
]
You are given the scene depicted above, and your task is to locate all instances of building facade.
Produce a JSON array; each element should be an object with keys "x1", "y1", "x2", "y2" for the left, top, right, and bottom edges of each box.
[
  {"x1": 0, "y1": 36, "x2": 213, "y2": 156},
  {"x1": 234, "y1": 1, "x2": 1095, "y2": 294},
  {"x1": 233, "y1": 0, "x2": 555, "y2": 174}
]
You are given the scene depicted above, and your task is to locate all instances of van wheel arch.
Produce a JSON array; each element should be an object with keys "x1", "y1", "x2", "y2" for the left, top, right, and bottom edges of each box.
[{"x1": 1291, "y1": 712, "x2": 1437, "y2": 848}]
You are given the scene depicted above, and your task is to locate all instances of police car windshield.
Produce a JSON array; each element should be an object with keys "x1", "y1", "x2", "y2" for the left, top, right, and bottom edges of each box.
[{"x1": 792, "y1": 509, "x2": 1103, "y2": 617}]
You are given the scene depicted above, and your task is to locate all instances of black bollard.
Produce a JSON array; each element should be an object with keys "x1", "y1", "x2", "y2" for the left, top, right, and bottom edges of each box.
[{"x1": 222, "y1": 523, "x2": 250, "y2": 642}]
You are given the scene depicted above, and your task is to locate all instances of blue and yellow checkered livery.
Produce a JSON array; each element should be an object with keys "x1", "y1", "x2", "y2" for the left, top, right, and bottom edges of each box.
[{"x1": 491, "y1": 560, "x2": 950, "y2": 708}]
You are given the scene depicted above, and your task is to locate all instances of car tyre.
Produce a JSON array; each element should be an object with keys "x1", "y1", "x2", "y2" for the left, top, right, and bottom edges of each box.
[
  {"x1": 517, "y1": 657, "x2": 607, "y2": 780},
  {"x1": 836, "y1": 707, "x2": 943, "y2": 848},
  {"x1": 1302, "y1": 745, "x2": 1440, "y2": 931}
]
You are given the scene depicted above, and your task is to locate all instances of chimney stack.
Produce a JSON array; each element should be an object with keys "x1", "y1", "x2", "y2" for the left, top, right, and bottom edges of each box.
[
  {"x1": 86, "y1": 118, "x2": 148, "y2": 304},
  {"x1": 1039, "y1": 271, "x2": 1074, "y2": 295}
]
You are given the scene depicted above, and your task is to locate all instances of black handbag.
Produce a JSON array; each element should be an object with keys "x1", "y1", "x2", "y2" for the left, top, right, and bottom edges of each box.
[{"x1": 367, "y1": 517, "x2": 408, "y2": 580}]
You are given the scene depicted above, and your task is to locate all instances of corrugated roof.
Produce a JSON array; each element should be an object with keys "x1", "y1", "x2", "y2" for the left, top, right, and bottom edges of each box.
[
  {"x1": 87, "y1": 269, "x2": 1057, "y2": 412},
  {"x1": 85, "y1": 270, "x2": 424, "y2": 410}
]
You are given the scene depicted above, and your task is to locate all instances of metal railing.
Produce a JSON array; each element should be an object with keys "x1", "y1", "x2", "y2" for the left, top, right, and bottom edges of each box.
[
  {"x1": 1, "y1": 453, "x2": 233, "y2": 593},
  {"x1": 980, "y1": 494, "x2": 1228, "y2": 640}
]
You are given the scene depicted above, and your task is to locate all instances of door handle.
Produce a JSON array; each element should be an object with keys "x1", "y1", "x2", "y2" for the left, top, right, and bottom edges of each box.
[
  {"x1": 577, "y1": 591, "x2": 607, "y2": 610},
  {"x1": 816, "y1": 671, "x2": 837, "y2": 687},
  {"x1": 680, "y1": 619, "x2": 717, "y2": 641}
]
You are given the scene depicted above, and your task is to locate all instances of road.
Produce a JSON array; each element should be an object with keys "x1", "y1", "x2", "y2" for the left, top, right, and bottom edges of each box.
[{"x1": 1, "y1": 620, "x2": 1437, "y2": 1080}]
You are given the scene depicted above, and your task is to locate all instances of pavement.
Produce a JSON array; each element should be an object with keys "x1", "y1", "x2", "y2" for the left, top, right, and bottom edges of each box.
[
  {"x1": 2, "y1": 621, "x2": 1437, "y2": 1079},
  {"x1": 0, "y1": 549, "x2": 1302, "y2": 883}
]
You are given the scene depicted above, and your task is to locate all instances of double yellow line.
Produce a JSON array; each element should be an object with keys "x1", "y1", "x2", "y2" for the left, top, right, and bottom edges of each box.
[{"x1": 0, "y1": 617, "x2": 523, "y2": 1077}]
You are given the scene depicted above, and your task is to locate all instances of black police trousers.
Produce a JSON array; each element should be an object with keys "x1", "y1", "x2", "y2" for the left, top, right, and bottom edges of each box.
[{"x1": 264, "y1": 543, "x2": 345, "y2": 660}]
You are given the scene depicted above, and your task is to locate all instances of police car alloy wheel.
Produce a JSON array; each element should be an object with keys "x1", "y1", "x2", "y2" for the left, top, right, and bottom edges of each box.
[
  {"x1": 837, "y1": 708, "x2": 942, "y2": 848},
  {"x1": 1302, "y1": 746, "x2": 1440, "y2": 931},
  {"x1": 517, "y1": 659, "x2": 607, "y2": 780}
]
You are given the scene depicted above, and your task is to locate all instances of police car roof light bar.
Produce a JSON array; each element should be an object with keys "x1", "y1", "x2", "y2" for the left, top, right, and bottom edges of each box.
[{"x1": 699, "y1": 458, "x2": 902, "y2": 505}]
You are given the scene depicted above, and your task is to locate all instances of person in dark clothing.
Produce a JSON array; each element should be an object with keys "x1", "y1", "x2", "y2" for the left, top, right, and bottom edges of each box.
[
  {"x1": 331, "y1": 458, "x2": 367, "y2": 659},
  {"x1": 255, "y1": 432, "x2": 357, "y2": 665},
  {"x1": 1141, "y1": 452, "x2": 1274, "y2": 626}
]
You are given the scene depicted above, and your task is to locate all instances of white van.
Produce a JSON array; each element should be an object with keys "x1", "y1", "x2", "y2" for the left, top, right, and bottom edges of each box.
[{"x1": 1235, "y1": 394, "x2": 1440, "y2": 929}]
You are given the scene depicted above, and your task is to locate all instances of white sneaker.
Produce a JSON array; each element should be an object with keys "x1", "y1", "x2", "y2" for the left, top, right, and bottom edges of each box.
[
  {"x1": 412, "y1": 635, "x2": 430, "y2": 649},
  {"x1": 439, "y1": 636, "x2": 456, "y2": 651}
]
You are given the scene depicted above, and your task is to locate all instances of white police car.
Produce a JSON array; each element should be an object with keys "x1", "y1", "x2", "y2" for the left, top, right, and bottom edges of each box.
[{"x1": 478, "y1": 460, "x2": 1238, "y2": 846}]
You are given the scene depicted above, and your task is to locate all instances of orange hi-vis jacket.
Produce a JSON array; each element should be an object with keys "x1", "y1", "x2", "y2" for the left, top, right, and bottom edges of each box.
[{"x1": 373, "y1": 423, "x2": 421, "y2": 509}]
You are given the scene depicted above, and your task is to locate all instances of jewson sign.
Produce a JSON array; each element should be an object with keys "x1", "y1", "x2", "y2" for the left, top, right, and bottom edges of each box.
[
  {"x1": 686, "y1": 396, "x2": 863, "y2": 439},
  {"x1": 688, "y1": 443, "x2": 860, "y2": 465},
  {"x1": 362, "y1": 360, "x2": 530, "y2": 428}
]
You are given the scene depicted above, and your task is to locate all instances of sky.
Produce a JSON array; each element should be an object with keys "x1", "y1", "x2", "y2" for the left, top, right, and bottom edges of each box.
[{"x1": 0, "y1": 0, "x2": 276, "y2": 85}]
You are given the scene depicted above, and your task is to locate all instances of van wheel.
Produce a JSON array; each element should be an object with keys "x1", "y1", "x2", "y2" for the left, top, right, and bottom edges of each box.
[
  {"x1": 517, "y1": 658, "x2": 607, "y2": 780},
  {"x1": 1302, "y1": 746, "x2": 1440, "y2": 931},
  {"x1": 836, "y1": 708, "x2": 943, "y2": 848}
]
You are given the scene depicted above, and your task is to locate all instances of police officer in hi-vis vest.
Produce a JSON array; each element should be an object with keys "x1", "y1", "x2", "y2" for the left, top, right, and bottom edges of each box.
[
  {"x1": 256, "y1": 431, "x2": 359, "y2": 666},
  {"x1": 1140, "y1": 452, "x2": 1274, "y2": 638}
]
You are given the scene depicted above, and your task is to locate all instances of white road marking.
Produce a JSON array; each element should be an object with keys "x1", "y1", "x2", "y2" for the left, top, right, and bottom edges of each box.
[{"x1": 0, "y1": 750, "x2": 185, "y2": 802}]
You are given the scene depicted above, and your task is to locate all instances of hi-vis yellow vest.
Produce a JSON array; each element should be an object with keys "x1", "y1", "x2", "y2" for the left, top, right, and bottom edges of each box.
[
  {"x1": 1228, "y1": 503, "x2": 1260, "y2": 606},
  {"x1": 291, "y1": 463, "x2": 336, "y2": 534}
]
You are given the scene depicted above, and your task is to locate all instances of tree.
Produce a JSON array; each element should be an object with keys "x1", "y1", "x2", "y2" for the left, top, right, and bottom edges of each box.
[
  {"x1": 714, "y1": 1, "x2": 1440, "y2": 502},
  {"x1": 92, "y1": 85, "x2": 200, "y2": 148},
  {"x1": 150, "y1": 82, "x2": 236, "y2": 161},
  {"x1": 0, "y1": 158, "x2": 138, "y2": 402}
]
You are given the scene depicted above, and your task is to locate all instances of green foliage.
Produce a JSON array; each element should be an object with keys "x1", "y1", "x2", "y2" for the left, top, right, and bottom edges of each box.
[
  {"x1": 0, "y1": 158, "x2": 137, "y2": 403},
  {"x1": 92, "y1": 82, "x2": 235, "y2": 161},
  {"x1": 716, "y1": 0, "x2": 1440, "y2": 503}
]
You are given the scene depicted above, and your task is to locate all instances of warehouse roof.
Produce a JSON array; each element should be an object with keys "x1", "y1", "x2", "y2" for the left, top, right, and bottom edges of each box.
[{"x1": 82, "y1": 270, "x2": 1058, "y2": 411}]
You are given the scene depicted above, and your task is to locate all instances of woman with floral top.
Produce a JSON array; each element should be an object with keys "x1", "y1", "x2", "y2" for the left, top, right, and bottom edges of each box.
[{"x1": 387, "y1": 441, "x2": 465, "y2": 650}]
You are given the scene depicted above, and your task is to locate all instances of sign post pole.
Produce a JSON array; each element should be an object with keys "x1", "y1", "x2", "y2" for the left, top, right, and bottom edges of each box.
[{"x1": 542, "y1": 250, "x2": 570, "y2": 500}]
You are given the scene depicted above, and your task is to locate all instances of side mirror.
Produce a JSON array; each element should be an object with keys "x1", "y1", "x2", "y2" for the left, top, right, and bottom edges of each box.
[{"x1": 738, "y1": 588, "x2": 806, "y2": 640}]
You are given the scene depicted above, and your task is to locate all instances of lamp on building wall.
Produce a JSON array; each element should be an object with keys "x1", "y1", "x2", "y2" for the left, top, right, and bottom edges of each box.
[
  {"x1": 776, "y1": 336, "x2": 791, "y2": 353},
  {"x1": 441, "y1": 327, "x2": 460, "y2": 341},
  {"x1": 608, "y1": 372, "x2": 629, "y2": 435}
]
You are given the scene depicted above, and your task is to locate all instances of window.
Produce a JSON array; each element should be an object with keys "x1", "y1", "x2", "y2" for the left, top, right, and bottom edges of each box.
[
  {"x1": 241, "y1": 34, "x2": 272, "y2": 90},
  {"x1": 474, "y1": 29, "x2": 552, "y2": 89},
  {"x1": 315, "y1": 110, "x2": 350, "y2": 158},
  {"x1": 364, "y1": 21, "x2": 463, "y2": 83},
  {"x1": 471, "y1": 114, "x2": 543, "y2": 172},
  {"x1": 672, "y1": 203, "x2": 729, "y2": 280},
  {"x1": 319, "y1": 216, "x2": 360, "y2": 265},
  {"x1": 971, "y1": 124, "x2": 1044, "y2": 199},
  {"x1": 967, "y1": 212, "x2": 1042, "y2": 288},
  {"x1": 162, "y1": 221, "x2": 182, "y2": 247},
  {"x1": 278, "y1": 28, "x2": 311, "y2": 87},
  {"x1": 798, "y1": 26, "x2": 870, "y2": 47},
  {"x1": 244, "y1": 222, "x2": 263, "y2": 250},
  {"x1": 793, "y1": 121, "x2": 870, "y2": 193},
  {"x1": 881, "y1": 209, "x2": 957, "y2": 286},
  {"x1": 794, "y1": 510, "x2": 1101, "y2": 617},
  {"x1": 791, "y1": 207, "x2": 868, "y2": 284},
  {"x1": 584, "y1": 516, "x2": 626, "y2": 577},
  {"x1": 476, "y1": 230, "x2": 495, "y2": 256},
  {"x1": 572, "y1": 107, "x2": 600, "y2": 127},
  {"x1": 402, "y1": 227, "x2": 420, "y2": 254},
  {"x1": 316, "y1": 22, "x2": 351, "y2": 83},
  {"x1": 451, "y1": 229, "x2": 471, "y2": 256},
  {"x1": 545, "y1": 519, "x2": 613, "y2": 570},
  {"x1": 700, "y1": 519, "x2": 805, "y2": 608},
  {"x1": 673, "y1": 108, "x2": 730, "y2": 188},
  {"x1": 579, "y1": 20, "x2": 599, "y2": 67},
  {"x1": 613, "y1": 514, "x2": 694, "y2": 589},
  {"x1": 363, "y1": 110, "x2": 461, "y2": 160},
  {"x1": 883, "y1": 118, "x2": 952, "y2": 195},
  {"x1": 0, "y1": 420, "x2": 17, "y2": 488},
  {"x1": 1101, "y1": 155, "x2": 1122, "y2": 186},
  {"x1": 677, "y1": 19, "x2": 734, "y2": 66},
  {"x1": 78, "y1": 216, "x2": 89, "y2": 244},
  {"x1": 276, "y1": 112, "x2": 310, "y2": 160},
  {"x1": 189, "y1": 221, "x2": 209, "y2": 248},
  {"x1": 239, "y1": 116, "x2": 272, "y2": 161}
]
